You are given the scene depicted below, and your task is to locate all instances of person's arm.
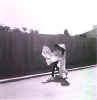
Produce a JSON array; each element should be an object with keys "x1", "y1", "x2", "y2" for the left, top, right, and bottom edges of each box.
[{"x1": 41, "y1": 46, "x2": 52, "y2": 59}]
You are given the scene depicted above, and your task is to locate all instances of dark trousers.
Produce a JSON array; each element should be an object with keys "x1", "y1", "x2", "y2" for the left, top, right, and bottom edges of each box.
[{"x1": 51, "y1": 61, "x2": 59, "y2": 77}]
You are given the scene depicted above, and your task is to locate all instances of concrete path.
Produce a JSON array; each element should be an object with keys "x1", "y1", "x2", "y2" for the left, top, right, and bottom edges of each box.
[{"x1": 0, "y1": 67, "x2": 97, "y2": 100}]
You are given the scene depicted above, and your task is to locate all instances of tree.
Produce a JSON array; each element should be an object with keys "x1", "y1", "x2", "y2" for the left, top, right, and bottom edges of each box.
[
  {"x1": 22, "y1": 27, "x2": 27, "y2": 32},
  {"x1": 12, "y1": 28, "x2": 21, "y2": 33},
  {"x1": 0, "y1": 25, "x2": 10, "y2": 32}
]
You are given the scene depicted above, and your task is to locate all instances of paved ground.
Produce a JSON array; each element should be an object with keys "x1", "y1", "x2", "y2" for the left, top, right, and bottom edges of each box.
[{"x1": 0, "y1": 66, "x2": 97, "y2": 100}]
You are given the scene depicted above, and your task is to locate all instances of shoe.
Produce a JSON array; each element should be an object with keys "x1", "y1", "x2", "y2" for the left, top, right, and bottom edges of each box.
[{"x1": 47, "y1": 76, "x2": 54, "y2": 81}]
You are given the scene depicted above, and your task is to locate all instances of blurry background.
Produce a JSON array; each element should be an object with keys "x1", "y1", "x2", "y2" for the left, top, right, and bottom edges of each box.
[
  {"x1": 0, "y1": 26, "x2": 96, "y2": 79},
  {"x1": 0, "y1": 0, "x2": 96, "y2": 79}
]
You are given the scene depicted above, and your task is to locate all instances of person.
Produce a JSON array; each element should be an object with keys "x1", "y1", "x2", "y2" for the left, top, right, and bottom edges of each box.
[
  {"x1": 42, "y1": 44, "x2": 68, "y2": 80},
  {"x1": 49, "y1": 44, "x2": 68, "y2": 80}
]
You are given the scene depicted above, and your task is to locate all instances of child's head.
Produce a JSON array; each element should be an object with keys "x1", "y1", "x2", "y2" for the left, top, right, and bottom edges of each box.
[{"x1": 53, "y1": 44, "x2": 66, "y2": 56}]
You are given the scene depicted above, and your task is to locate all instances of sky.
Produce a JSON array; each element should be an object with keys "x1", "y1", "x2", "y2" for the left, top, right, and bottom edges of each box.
[{"x1": 0, "y1": 0, "x2": 97, "y2": 35}]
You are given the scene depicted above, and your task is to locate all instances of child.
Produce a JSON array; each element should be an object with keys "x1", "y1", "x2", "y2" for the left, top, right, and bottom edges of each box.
[
  {"x1": 50, "y1": 44, "x2": 68, "y2": 80},
  {"x1": 42, "y1": 44, "x2": 68, "y2": 80}
]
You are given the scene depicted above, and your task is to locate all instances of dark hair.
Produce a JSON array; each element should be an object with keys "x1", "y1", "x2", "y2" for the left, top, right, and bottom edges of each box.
[{"x1": 54, "y1": 44, "x2": 65, "y2": 55}]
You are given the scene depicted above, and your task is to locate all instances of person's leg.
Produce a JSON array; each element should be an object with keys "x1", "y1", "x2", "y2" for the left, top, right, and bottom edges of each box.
[
  {"x1": 51, "y1": 61, "x2": 58, "y2": 77},
  {"x1": 64, "y1": 69, "x2": 68, "y2": 79},
  {"x1": 47, "y1": 61, "x2": 58, "y2": 81},
  {"x1": 56, "y1": 66, "x2": 59, "y2": 73},
  {"x1": 47, "y1": 62, "x2": 57, "y2": 81},
  {"x1": 59, "y1": 68, "x2": 68, "y2": 79}
]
